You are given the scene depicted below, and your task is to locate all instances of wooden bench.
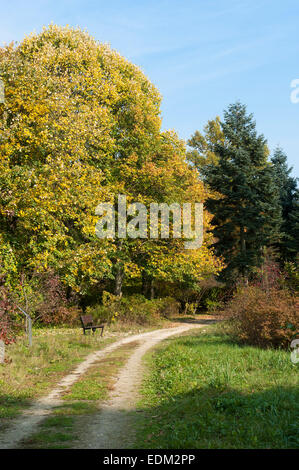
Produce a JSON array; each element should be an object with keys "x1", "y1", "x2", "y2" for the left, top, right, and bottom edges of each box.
[{"x1": 80, "y1": 315, "x2": 105, "y2": 336}]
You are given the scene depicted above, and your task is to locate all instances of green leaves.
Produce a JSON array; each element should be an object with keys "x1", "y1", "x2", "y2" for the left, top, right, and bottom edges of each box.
[{"x1": 0, "y1": 25, "x2": 222, "y2": 300}]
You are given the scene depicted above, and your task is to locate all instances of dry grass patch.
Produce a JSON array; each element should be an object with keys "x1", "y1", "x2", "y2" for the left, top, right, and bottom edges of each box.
[{"x1": 19, "y1": 341, "x2": 140, "y2": 449}]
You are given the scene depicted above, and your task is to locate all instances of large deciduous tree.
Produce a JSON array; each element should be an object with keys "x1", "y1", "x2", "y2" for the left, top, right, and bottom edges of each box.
[
  {"x1": 0, "y1": 25, "x2": 222, "y2": 300},
  {"x1": 187, "y1": 116, "x2": 224, "y2": 175}
]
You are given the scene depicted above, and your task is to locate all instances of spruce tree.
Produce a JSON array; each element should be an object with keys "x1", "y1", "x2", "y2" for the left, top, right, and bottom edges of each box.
[
  {"x1": 287, "y1": 188, "x2": 299, "y2": 258},
  {"x1": 202, "y1": 102, "x2": 282, "y2": 281},
  {"x1": 271, "y1": 147, "x2": 298, "y2": 260}
]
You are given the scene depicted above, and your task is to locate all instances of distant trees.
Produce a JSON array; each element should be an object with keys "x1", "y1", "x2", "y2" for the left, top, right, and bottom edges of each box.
[{"x1": 1, "y1": 24, "x2": 296, "y2": 311}]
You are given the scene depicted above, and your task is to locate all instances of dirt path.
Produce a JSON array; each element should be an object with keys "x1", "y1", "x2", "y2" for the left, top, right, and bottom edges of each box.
[
  {"x1": 77, "y1": 323, "x2": 209, "y2": 449},
  {"x1": 0, "y1": 321, "x2": 210, "y2": 449}
]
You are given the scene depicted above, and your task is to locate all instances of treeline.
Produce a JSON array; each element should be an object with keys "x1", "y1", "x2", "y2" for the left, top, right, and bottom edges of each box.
[
  {"x1": 0, "y1": 25, "x2": 222, "y2": 334},
  {"x1": 187, "y1": 103, "x2": 299, "y2": 282},
  {"x1": 187, "y1": 104, "x2": 298, "y2": 349},
  {"x1": 0, "y1": 26, "x2": 298, "y2": 338}
]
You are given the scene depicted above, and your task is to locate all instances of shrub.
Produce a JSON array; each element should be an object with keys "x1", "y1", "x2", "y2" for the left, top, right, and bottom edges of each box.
[
  {"x1": 0, "y1": 285, "x2": 18, "y2": 344},
  {"x1": 223, "y1": 285, "x2": 298, "y2": 349},
  {"x1": 86, "y1": 292, "x2": 118, "y2": 324},
  {"x1": 253, "y1": 257, "x2": 281, "y2": 291},
  {"x1": 38, "y1": 305, "x2": 80, "y2": 326},
  {"x1": 200, "y1": 282, "x2": 228, "y2": 312},
  {"x1": 283, "y1": 261, "x2": 299, "y2": 293},
  {"x1": 34, "y1": 272, "x2": 80, "y2": 326},
  {"x1": 205, "y1": 299, "x2": 224, "y2": 313},
  {"x1": 154, "y1": 297, "x2": 180, "y2": 319},
  {"x1": 86, "y1": 293, "x2": 180, "y2": 326},
  {"x1": 0, "y1": 271, "x2": 80, "y2": 336}
]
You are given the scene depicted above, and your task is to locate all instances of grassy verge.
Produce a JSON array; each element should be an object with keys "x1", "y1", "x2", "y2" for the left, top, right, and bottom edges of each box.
[
  {"x1": 0, "y1": 328, "x2": 113, "y2": 425},
  {"x1": 19, "y1": 341, "x2": 139, "y2": 449},
  {"x1": 135, "y1": 323, "x2": 299, "y2": 449},
  {"x1": 0, "y1": 319, "x2": 164, "y2": 426}
]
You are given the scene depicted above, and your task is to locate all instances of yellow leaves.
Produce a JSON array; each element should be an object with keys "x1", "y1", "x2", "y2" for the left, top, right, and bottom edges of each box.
[
  {"x1": 0, "y1": 24, "x2": 224, "y2": 296},
  {"x1": 123, "y1": 261, "x2": 141, "y2": 279}
]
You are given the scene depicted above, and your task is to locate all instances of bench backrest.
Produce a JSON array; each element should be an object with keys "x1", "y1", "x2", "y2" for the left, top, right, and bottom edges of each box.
[{"x1": 80, "y1": 314, "x2": 94, "y2": 328}]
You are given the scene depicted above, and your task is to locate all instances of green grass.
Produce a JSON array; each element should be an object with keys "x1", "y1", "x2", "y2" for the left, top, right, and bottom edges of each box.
[
  {"x1": 19, "y1": 341, "x2": 139, "y2": 448},
  {"x1": 0, "y1": 327, "x2": 118, "y2": 425},
  {"x1": 0, "y1": 317, "x2": 166, "y2": 426},
  {"x1": 62, "y1": 341, "x2": 138, "y2": 402},
  {"x1": 135, "y1": 323, "x2": 299, "y2": 449}
]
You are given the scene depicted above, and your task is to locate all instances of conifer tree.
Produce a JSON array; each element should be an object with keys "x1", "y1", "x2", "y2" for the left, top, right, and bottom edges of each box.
[
  {"x1": 271, "y1": 147, "x2": 298, "y2": 260},
  {"x1": 202, "y1": 102, "x2": 282, "y2": 281},
  {"x1": 287, "y1": 188, "x2": 299, "y2": 258}
]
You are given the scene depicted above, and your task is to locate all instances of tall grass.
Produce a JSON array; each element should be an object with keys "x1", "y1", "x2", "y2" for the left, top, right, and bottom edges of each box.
[
  {"x1": 136, "y1": 323, "x2": 299, "y2": 448},
  {"x1": 0, "y1": 327, "x2": 116, "y2": 421}
]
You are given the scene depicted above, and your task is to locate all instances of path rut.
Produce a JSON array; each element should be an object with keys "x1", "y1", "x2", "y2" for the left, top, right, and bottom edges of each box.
[{"x1": 0, "y1": 322, "x2": 209, "y2": 449}]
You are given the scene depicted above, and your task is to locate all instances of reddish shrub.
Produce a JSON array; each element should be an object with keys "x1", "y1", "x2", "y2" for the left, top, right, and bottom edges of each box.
[
  {"x1": 254, "y1": 258, "x2": 281, "y2": 291},
  {"x1": 39, "y1": 305, "x2": 80, "y2": 326},
  {"x1": 0, "y1": 285, "x2": 17, "y2": 344},
  {"x1": 224, "y1": 285, "x2": 298, "y2": 349},
  {"x1": 35, "y1": 272, "x2": 80, "y2": 326}
]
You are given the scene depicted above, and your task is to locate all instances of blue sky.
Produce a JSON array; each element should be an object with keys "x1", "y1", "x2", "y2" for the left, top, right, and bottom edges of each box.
[{"x1": 1, "y1": 0, "x2": 298, "y2": 176}]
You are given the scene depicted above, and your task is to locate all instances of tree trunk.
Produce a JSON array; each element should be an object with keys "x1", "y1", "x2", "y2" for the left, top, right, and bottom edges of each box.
[
  {"x1": 240, "y1": 225, "x2": 246, "y2": 255},
  {"x1": 114, "y1": 266, "x2": 123, "y2": 297},
  {"x1": 240, "y1": 225, "x2": 247, "y2": 281},
  {"x1": 142, "y1": 272, "x2": 154, "y2": 299},
  {"x1": 142, "y1": 272, "x2": 148, "y2": 297},
  {"x1": 114, "y1": 239, "x2": 124, "y2": 297},
  {"x1": 149, "y1": 279, "x2": 155, "y2": 300}
]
